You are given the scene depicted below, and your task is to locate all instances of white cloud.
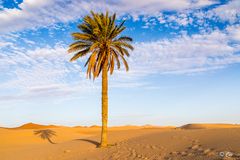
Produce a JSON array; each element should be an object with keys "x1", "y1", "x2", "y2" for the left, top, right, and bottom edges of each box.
[
  {"x1": 0, "y1": 44, "x2": 100, "y2": 101},
  {"x1": 0, "y1": 42, "x2": 143, "y2": 101},
  {"x1": 129, "y1": 26, "x2": 240, "y2": 74},
  {"x1": 193, "y1": 0, "x2": 217, "y2": 7},
  {"x1": 227, "y1": 25, "x2": 240, "y2": 42},
  {"x1": 0, "y1": 41, "x2": 13, "y2": 47},
  {"x1": 108, "y1": 0, "x2": 216, "y2": 15},
  {"x1": 143, "y1": 0, "x2": 240, "y2": 30},
  {"x1": 210, "y1": 0, "x2": 240, "y2": 23},
  {"x1": 0, "y1": 0, "x2": 217, "y2": 33},
  {"x1": 0, "y1": 23, "x2": 240, "y2": 101}
]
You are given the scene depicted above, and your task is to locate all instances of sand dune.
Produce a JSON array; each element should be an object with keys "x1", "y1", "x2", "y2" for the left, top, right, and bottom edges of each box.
[
  {"x1": 0, "y1": 123, "x2": 240, "y2": 160},
  {"x1": 180, "y1": 123, "x2": 240, "y2": 129},
  {"x1": 12, "y1": 123, "x2": 59, "y2": 129}
]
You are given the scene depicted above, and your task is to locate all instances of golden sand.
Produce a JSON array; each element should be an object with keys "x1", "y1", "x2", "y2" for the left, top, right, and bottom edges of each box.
[{"x1": 0, "y1": 123, "x2": 240, "y2": 160}]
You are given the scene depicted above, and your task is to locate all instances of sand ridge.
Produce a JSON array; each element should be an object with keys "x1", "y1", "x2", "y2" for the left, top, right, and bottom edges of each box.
[
  {"x1": 180, "y1": 123, "x2": 240, "y2": 129},
  {"x1": 9, "y1": 122, "x2": 59, "y2": 129}
]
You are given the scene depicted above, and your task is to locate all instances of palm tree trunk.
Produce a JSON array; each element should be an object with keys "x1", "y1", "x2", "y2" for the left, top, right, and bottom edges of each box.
[{"x1": 100, "y1": 61, "x2": 108, "y2": 147}]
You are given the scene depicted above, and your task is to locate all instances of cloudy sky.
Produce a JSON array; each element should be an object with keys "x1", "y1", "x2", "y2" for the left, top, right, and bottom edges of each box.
[{"x1": 0, "y1": 0, "x2": 240, "y2": 127}]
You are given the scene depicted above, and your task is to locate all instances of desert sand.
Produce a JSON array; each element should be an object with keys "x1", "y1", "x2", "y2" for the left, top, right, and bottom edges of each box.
[{"x1": 0, "y1": 123, "x2": 240, "y2": 160}]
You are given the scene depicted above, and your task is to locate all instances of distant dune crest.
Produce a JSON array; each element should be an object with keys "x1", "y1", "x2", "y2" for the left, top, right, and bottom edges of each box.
[
  {"x1": 1, "y1": 123, "x2": 240, "y2": 130},
  {"x1": 14, "y1": 123, "x2": 58, "y2": 129},
  {"x1": 180, "y1": 123, "x2": 240, "y2": 129}
]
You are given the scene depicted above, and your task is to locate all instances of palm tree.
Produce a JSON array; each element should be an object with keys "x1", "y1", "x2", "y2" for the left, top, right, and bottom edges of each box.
[
  {"x1": 34, "y1": 129, "x2": 56, "y2": 144},
  {"x1": 68, "y1": 11, "x2": 133, "y2": 147}
]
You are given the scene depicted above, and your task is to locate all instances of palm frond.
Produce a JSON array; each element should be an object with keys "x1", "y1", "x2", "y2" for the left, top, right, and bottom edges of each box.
[
  {"x1": 70, "y1": 48, "x2": 90, "y2": 61},
  {"x1": 71, "y1": 33, "x2": 95, "y2": 41},
  {"x1": 119, "y1": 54, "x2": 129, "y2": 71},
  {"x1": 68, "y1": 41, "x2": 90, "y2": 53},
  {"x1": 117, "y1": 36, "x2": 133, "y2": 42},
  {"x1": 68, "y1": 11, "x2": 133, "y2": 79},
  {"x1": 112, "y1": 49, "x2": 121, "y2": 69}
]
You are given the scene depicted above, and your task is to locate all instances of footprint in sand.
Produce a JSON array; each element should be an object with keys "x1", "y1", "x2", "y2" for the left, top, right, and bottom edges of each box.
[
  {"x1": 191, "y1": 144, "x2": 201, "y2": 150},
  {"x1": 131, "y1": 151, "x2": 137, "y2": 157},
  {"x1": 192, "y1": 139, "x2": 199, "y2": 144},
  {"x1": 205, "y1": 150, "x2": 216, "y2": 156},
  {"x1": 180, "y1": 151, "x2": 187, "y2": 156},
  {"x1": 150, "y1": 145, "x2": 158, "y2": 149},
  {"x1": 187, "y1": 152, "x2": 194, "y2": 156},
  {"x1": 145, "y1": 144, "x2": 151, "y2": 149},
  {"x1": 169, "y1": 151, "x2": 178, "y2": 155}
]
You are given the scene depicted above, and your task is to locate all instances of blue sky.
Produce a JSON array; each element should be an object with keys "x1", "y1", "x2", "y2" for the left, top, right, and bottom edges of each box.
[{"x1": 0, "y1": 0, "x2": 240, "y2": 127}]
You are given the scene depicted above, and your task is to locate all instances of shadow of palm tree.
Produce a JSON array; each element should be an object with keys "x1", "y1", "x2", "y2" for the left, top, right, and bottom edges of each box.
[
  {"x1": 34, "y1": 129, "x2": 57, "y2": 144},
  {"x1": 75, "y1": 139, "x2": 100, "y2": 147}
]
